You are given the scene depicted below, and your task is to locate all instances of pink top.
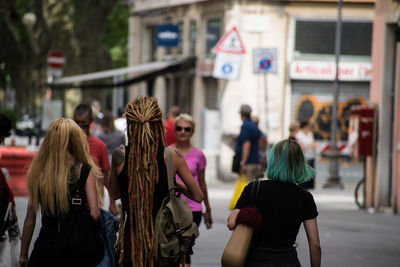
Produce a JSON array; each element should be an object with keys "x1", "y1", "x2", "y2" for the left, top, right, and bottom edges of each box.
[{"x1": 174, "y1": 146, "x2": 206, "y2": 212}]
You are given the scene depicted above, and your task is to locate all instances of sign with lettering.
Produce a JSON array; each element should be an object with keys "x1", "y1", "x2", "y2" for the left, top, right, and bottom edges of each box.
[
  {"x1": 156, "y1": 24, "x2": 179, "y2": 47},
  {"x1": 290, "y1": 61, "x2": 372, "y2": 81}
]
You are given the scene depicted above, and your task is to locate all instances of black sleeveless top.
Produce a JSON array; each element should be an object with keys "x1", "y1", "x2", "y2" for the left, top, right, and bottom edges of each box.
[{"x1": 117, "y1": 146, "x2": 169, "y2": 228}]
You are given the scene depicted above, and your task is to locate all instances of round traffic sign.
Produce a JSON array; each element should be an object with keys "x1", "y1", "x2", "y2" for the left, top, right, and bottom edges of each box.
[
  {"x1": 222, "y1": 64, "x2": 233, "y2": 74},
  {"x1": 47, "y1": 51, "x2": 65, "y2": 69}
]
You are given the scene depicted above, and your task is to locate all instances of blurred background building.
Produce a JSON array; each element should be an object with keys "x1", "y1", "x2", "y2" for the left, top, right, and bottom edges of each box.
[{"x1": 126, "y1": 0, "x2": 375, "y2": 180}]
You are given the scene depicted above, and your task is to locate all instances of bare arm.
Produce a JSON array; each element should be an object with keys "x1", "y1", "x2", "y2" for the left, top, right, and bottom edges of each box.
[
  {"x1": 173, "y1": 150, "x2": 203, "y2": 203},
  {"x1": 86, "y1": 169, "x2": 101, "y2": 223},
  {"x1": 18, "y1": 202, "x2": 36, "y2": 264},
  {"x1": 227, "y1": 209, "x2": 240, "y2": 230},
  {"x1": 109, "y1": 147, "x2": 125, "y2": 200},
  {"x1": 304, "y1": 218, "x2": 321, "y2": 267},
  {"x1": 198, "y1": 169, "x2": 212, "y2": 228}
]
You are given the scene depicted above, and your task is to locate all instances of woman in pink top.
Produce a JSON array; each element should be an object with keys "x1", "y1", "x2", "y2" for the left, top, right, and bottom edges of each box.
[{"x1": 170, "y1": 113, "x2": 212, "y2": 267}]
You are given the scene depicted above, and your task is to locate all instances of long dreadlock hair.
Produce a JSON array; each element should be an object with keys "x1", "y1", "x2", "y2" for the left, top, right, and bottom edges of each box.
[{"x1": 125, "y1": 96, "x2": 166, "y2": 266}]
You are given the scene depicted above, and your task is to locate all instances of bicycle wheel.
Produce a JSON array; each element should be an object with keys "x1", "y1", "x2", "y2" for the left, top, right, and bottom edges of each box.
[{"x1": 354, "y1": 179, "x2": 365, "y2": 209}]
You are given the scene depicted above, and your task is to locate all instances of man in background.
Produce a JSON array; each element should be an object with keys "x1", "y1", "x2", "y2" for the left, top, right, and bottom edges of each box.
[
  {"x1": 73, "y1": 103, "x2": 117, "y2": 215},
  {"x1": 235, "y1": 104, "x2": 259, "y2": 182},
  {"x1": 164, "y1": 105, "x2": 180, "y2": 146}
]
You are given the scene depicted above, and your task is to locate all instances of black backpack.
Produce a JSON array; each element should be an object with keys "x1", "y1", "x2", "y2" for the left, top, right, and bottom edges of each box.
[{"x1": 57, "y1": 164, "x2": 104, "y2": 266}]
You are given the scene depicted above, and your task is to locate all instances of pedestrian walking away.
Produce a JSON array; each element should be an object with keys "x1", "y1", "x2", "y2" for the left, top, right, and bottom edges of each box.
[
  {"x1": 0, "y1": 113, "x2": 20, "y2": 267},
  {"x1": 109, "y1": 96, "x2": 203, "y2": 267},
  {"x1": 164, "y1": 105, "x2": 181, "y2": 146},
  {"x1": 74, "y1": 104, "x2": 117, "y2": 216},
  {"x1": 235, "y1": 104, "x2": 259, "y2": 182},
  {"x1": 227, "y1": 137, "x2": 321, "y2": 267},
  {"x1": 96, "y1": 112, "x2": 126, "y2": 163},
  {"x1": 170, "y1": 113, "x2": 213, "y2": 266},
  {"x1": 18, "y1": 118, "x2": 103, "y2": 267},
  {"x1": 296, "y1": 120, "x2": 318, "y2": 190}
]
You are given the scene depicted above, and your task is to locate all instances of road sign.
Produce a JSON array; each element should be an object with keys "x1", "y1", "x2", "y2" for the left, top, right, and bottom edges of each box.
[
  {"x1": 47, "y1": 51, "x2": 65, "y2": 77},
  {"x1": 213, "y1": 27, "x2": 246, "y2": 54},
  {"x1": 253, "y1": 48, "x2": 277, "y2": 74},
  {"x1": 212, "y1": 53, "x2": 242, "y2": 80},
  {"x1": 156, "y1": 24, "x2": 179, "y2": 47},
  {"x1": 47, "y1": 51, "x2": 65, "y2": 69}
]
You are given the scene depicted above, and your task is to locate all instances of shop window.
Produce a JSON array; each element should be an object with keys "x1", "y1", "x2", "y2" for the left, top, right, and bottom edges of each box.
[
  {"x1": 177, "y1": 21, "x2": 184, "y2": 55},
  {"x1": 206, "y1": 18, "x2": 221, "y2": 55},
  {"x1": 148, "y1": 25, "x2": 157, "y2": 61},
  {"x1": 189, "y1": 20, "x2": 197, "y2": 56},
  {"x1": 295, "y1": 20, "x2": 372, "y2": 56},
  {"x1": 204, "y1": 78, "x2": 218, "y2": 109}
]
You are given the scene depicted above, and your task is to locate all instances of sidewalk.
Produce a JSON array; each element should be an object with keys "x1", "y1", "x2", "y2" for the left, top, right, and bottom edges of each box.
[{"x1": 192, "y1": 182, "x2": 400, "y2": 267}]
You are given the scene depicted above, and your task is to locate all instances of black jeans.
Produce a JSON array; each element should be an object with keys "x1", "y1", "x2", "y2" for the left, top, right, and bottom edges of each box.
[
  {"x1": 185, "y1": 211, "x2": 202, "y2": 264},
  {"x1": 245, "y1": 243, "x2": 301, "y2": 267}
]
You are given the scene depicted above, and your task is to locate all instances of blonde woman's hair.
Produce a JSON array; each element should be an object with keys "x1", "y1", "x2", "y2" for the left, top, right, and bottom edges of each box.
[
  {"x1": 174, "y1": 113, "x2": 195, "y2": 132},
  {"x1": 125, "y1": 96, "x2": 165, "y2": 266},
  {"x1": 27, "y1": 118, "x2": 99, "y2": 216}
]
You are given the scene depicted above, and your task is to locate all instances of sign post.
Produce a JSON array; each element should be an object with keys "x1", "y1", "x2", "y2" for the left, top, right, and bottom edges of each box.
[
  {"x1": 47, "y1": 51, "x2": 65, "y2": 77},
  {"x1": 212, "y1": 26, "x2": 246, "y2": 80},
  {"x1": 253, "y1": 48, "x2": 278, "y2": 131}
]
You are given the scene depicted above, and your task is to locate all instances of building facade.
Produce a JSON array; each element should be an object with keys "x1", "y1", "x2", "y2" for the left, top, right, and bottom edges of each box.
[
  {"x1": 367, "y1": 0, "x2": 400, "y2": 214},
  {"x1": 128, "y1": 0, "x2": 375, "y2": 180}
]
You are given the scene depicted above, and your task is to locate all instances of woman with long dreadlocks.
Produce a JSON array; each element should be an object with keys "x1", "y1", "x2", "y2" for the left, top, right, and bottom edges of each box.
[{"x1": 109, "y1": 96, "x2": 203, "y2": 267}]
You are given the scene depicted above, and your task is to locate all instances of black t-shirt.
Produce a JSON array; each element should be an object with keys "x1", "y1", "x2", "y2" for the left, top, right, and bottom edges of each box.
[{"x1": 235, "y1": 180, "x2": 318, "y2": 248}]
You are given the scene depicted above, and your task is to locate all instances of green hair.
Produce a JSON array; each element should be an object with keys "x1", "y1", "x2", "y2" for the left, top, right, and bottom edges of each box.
[{"x1": 266, "y1": 138, "x2": 314, "y2": 184}]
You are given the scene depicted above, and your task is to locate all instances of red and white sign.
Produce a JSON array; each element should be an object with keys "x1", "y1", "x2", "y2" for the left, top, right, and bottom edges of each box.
[
  {"x1": 47, "y1": 51, "x2": 65, "y2": 69},
  {"x1": 290, "y1": 61, "x2": 372, "y2": 81},
  {"x1": 213, "y1": 26, "x2": 246, "y2": 54}
]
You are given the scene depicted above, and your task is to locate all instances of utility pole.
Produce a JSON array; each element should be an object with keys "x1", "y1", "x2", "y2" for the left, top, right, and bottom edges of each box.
[{"x1": 324, "y1": 0, "x2": 344, "y2": 189}]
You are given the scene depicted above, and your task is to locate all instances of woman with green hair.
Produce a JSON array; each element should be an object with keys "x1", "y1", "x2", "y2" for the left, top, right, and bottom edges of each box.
[{"x1": 227, "y1": 137, "x2": 321, "y2": 267}]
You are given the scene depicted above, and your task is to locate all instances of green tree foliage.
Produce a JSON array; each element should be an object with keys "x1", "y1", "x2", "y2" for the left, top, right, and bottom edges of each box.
[
  {"x1": 0, "y1": 0, "x2": 128, "y2": 113},
  {"x1": 102, "y1": 1, "x2": 129, "y2": 68}
]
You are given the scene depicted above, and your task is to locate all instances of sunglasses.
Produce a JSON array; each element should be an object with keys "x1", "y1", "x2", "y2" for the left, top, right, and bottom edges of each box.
[{"x1": 175, "y1": 126, "x2": 192, "y2": 132}]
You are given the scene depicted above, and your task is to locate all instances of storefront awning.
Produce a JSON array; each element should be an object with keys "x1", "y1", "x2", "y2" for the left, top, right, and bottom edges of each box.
[{"x1": 49, "y1": 57, "x2": 196, "y2": 89}]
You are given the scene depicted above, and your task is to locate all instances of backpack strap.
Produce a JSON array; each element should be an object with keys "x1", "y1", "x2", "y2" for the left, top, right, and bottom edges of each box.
[
  {"x1": 70, "y1": 164, "x2": 91, "y2": 209},
  {"x1": 164, "y1": 147, "x2": 175, "y2": 195}
]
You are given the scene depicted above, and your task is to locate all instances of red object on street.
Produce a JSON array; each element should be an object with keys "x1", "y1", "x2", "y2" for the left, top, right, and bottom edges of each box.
[
  {"x1": 47, "y1": 50, "x2": 65, "y2": 69},
  {"x1": 0, "y1": 146, "x2": 37, "y2": 196}
]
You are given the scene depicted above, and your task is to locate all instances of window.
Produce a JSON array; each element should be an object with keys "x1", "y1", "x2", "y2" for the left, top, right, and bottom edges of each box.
[
  {"x1": 206, "y1": 18, "x2": 221, "y2": 55},
  {"x1": 189, "y1": 20, "x2": 197, "y2": 56},
  {"x1": 148, "y1": 25, "x2": 157, "y2": 61},
  {"x1": 295, "y1": 20, "x2": 372, "y2": 56},
  {"x1": 177, "y1": 21, "x2": 184, "y2": 55},
  {"x1": 204, "y1": 78, "x2": 218, "y2": 109}
]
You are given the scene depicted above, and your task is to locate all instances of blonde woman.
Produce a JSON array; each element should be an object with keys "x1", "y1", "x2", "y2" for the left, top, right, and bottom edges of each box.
[
  {"x1": 171, "y1": 113, "x2": 212, "y2": 267},
  {"x1": 18, "y1": 118, "x2": 102, "y2": 267},
  {"x1": 109, "y1": 96, "x2": 203, "y2": 267}
]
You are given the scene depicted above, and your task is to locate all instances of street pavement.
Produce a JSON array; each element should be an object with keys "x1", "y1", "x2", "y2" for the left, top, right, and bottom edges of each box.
[{"x1": 6, "y1": 181, "x2": 400, "y2": 267}]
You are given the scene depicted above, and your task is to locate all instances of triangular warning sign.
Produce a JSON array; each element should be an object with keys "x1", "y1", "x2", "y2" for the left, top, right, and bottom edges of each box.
[{"x1": 213, "y1": 26, "x2": 246, "y2": 54}]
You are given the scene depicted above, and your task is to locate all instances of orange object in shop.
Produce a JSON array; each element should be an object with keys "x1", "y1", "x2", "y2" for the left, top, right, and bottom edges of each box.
[{"x1": 0, "y1": 146, "x2": 37, "y2": 196}]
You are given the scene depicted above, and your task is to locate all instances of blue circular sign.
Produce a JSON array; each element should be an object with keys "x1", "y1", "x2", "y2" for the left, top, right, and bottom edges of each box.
[
  {"x1": 258, "y1": 58, "x2": 272, "y2": 70},
  {"x1": 222, "y1": 64, "x2": 233, "y2": 74}
]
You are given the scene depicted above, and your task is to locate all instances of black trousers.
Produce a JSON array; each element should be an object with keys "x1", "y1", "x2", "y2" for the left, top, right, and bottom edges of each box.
[{"x1": 184, "y1": 211, "x2": 202, "y2": 264}]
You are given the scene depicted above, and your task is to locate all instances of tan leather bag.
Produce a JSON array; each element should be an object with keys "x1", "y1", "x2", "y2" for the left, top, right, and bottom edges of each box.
[{"x1": 221, "y1": 180, "x2": 262, "y2": 267}]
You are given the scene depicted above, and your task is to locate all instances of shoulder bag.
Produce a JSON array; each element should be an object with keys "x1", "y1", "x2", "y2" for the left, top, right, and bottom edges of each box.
[{"x1": 221, "y1": 179, "x2": 262, "y2": 267}]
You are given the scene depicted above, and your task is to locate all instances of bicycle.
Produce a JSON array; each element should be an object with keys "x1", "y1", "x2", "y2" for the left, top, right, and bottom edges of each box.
[{"x1": 354, "y1": 178, "x2": 365, "y2": 209}]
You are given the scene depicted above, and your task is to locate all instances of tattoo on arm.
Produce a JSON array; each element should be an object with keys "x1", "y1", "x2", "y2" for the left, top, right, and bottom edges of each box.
[{"x1": 112, "y1": 148, "x2": 125, "y2": 167}]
